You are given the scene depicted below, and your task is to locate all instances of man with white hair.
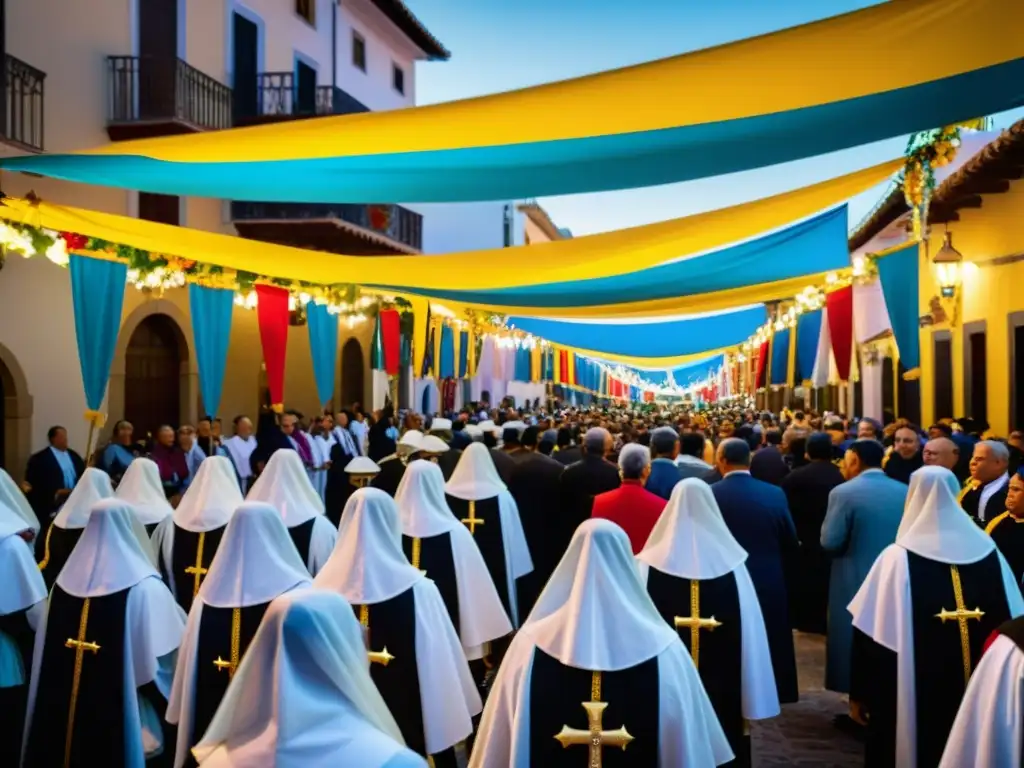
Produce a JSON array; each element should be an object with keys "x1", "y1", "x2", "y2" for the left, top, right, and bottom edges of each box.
[
  {"x1": 591, "y1": 443, "x2": 666, "y2": 554},
  {"x1": 560, "y1": 427, "x2": 620, "y2": 550},
  {"x1": 960, "y1": 440, "x2": 1011, "y2": 524},
  {"x1": 850, "y1": 466, "x2": 1024, "y2": 767}
]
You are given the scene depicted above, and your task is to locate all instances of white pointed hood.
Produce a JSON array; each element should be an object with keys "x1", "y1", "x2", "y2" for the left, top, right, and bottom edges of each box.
[
  {"x1": 246, "y1": 449, "x2": 324, "y2": 526},
  {"x1": 115, "y1": 458, "x2": 174, "y2": 525},
  {"x1": 197, "y1": 502, "x2": 312, "y2": 608},
  {"x1": 0, "y1": 468, "x2": 39, "y2": 535},
  {"x1": 56, "y1": 498, "x2": 160, "y2": 598},
  {"x1": 523, "y1": 518, "x2": 677, "y2": 670},
  {"x1": 638, "y1": 478, "x2": 747, "y2": 579},
  {"x1": 445, "y1": 442, "x2": 506, "y2": 500},
  {"x1": 314, "y1": 488, "x2": 424, "y2": 604},
  {"x1": 174, "y1": 456, "x2": 243, "y2": 532},
  {"x1": 897, "y1": 465, "x2": 995, "y2": 564},
  {"x1": 53, "y1": 467, "x2": 114, "y2": 529},
  {"x1": 192, "y1": 590, "x2": 409, "y2": 768},
  {"x1": 0, "y1": 504, "x2": 47, "y2": 614},
  {"x1": 395, "y1": 460, "x2": 458, "y2": 538}
]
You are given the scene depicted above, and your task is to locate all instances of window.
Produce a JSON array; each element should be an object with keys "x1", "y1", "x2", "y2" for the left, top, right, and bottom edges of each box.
[
  {"x1": 392, "y1": 63, "x2": 405, "y2": 95},
  {"x1": 964, "y1": 321, "x2": 988, "y2": 423},
  {"x1": 296, "y1": 0, "x2": 315, "y2": 26},
  {"x1": 933, "y1": 331, "x2": 954, "y2": 421},
  {"x1": 352, "y1": 31, "x2": 366, "y2": 72}
]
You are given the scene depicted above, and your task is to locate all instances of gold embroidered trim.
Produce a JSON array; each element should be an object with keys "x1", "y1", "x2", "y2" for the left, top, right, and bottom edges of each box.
[
  {"x1": 184, "y1": 531, "x2": 209, "y2": 597},
  {"x1": 37, "y1": 524, "x2": 54, "y2": 571}
]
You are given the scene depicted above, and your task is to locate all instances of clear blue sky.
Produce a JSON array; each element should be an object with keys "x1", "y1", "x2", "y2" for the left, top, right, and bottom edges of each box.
[{"x1": 405, "y1": 0, "x2": 1023, "y2": 237}]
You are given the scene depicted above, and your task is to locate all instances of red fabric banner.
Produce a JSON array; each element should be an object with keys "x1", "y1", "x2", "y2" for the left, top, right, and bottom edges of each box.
[
  {"x1": 755, "y1": 341, "x2": 769, "y2": 388},
  {"x1": 379, "y1": 309, "x2": 401, "y2": 375},
  {"x1": 255, "y1": 284, "x2": 289, "y2": 408},
  {"x1": 826, "y1": 285, "x2": 854, "y2": 381},
  {"x1": 559, "y1": 350, "x2": 569, "y2": 383}
]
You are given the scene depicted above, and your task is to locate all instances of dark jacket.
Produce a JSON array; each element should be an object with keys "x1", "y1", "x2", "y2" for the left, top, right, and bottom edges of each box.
[
  {"x1": 25, "y1": 446, "x2": 85, "y2": 527},
  {"x1": 644, "y1": 458, "x2": 683, "y2": 501},
  {"x1": 750, "y1": 446, "x2": 790, "y2": 486},
  {"x1": 489, "y1": 447, "x2": 517, "y2": 487},
  {"x1": 553, "y1": 445, "x2": 582, "y2": 466},
  {"x1": 561, "y1": 455, "x2": 620, "y2": 542}
]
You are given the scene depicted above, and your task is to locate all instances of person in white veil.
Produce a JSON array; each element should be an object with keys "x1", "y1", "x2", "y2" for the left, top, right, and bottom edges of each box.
[
  {"x1": 395, "y1": 460, "x2": 512, "y2": 663},
  {"x1": 22, "y1": 498, "x2": 185, "y2": 767},
  {"x1": 314, "y1": 487, "x2": 480, "y2": 767},
  {"x1": 152, "y1": 456, "x2": 243, "y2": 612},
  {"x1": 0, "y1": 467, "x2": 40, "y2": 542},
  {"x1": 445, "y1": 442, "x2": 533, "y2": 627},
  {"x1": 116, "y1": 458, "x2": 174, "y2": 535},
  {"x1": 469, "y1": 518, "x2": 733, "y2": 768},
  {"x1": 246, "y1": 450, "x2": 337, "y2": 576},
  {"x1": 849, "y1": 465, "x2": 1024, "y2": 768},
  {"x1": 637, "y1": 478, "x2": 779, "y2": 767},
  {"x1": 191, "y1": 589, "x2": 426, "y2": 768},
  {"x1": 37, "y1": 466, "x2": 114, "y2": 587},
  {"x1": 167, "y1": 501, "x2": 313, "y2": 768},
  {"x1": 0, "y1": 500, "x2": 47, "y2": 765}
]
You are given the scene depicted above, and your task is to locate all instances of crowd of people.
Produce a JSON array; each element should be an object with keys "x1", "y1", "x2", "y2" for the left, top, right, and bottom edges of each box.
[{"x1": 3, "y1": 396, "x2": 1024, "y2": 766}]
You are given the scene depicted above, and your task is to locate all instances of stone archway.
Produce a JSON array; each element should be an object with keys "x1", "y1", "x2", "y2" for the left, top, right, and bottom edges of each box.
[
  {"x1": 340, "y1": 338, "x2": 365, "y2": 409},
  {"x1": 0, "y1": 342, "x2": 33, "y2": 480},
  {"x1": 110, "y1": 299, "x2": 198, "y2": 440}
]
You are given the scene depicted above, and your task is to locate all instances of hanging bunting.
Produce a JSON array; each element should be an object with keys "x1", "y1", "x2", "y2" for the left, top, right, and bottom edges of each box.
[
  {"x1": 876, "y1": 243, "x2": 922, "y2": 379},
  {"x1": 770, "y1": 328, "x2": 791, "y2": 386},
  {"x1": 458, "y1": 330, "x2": 470, "y2": 378},
  {"x1": 307, "y1": 302, "x2": 339, "y2": 408},
  {"x1": 755, "y1": 341, "x2": 770, "y2": 388},
  {"x1": 69, "y1": 254, "x2": 126, "y2": 456},
  {"x1": 826, "y1": 286, "x2": 854, "y2": 382},
  {"x1": 795, "y1": 309, "x2": 823, "y2": 384},
  {"x1": 188, "y1": 284, "x2": 234, "y2": 417},
  {"x1": 439, "y1": 324, "x2": 456, "y2": 378},
  {"x1": 254, "y1": 284, "x2": 290, "y2": 410},
  {"x1": 378, "y1": 308, "x2": 402, "y2": 375}
]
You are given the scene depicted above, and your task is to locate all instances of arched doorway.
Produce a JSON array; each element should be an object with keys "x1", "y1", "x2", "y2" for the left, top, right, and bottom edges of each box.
[
  {"x1": 0, "y1": 343, "x2": 32, "y2": 477},
  {"x1": 124, "y1": 314, "x2": 186, "y2": 440},
  {"x1": 340, "y1": 338, "x2": 364, "y2": 409}
]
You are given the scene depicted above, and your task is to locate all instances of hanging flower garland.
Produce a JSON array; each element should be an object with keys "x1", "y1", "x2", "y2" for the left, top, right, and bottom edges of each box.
[{"x1": 902, "y1": 125, "x2": 961, "y2": 241}]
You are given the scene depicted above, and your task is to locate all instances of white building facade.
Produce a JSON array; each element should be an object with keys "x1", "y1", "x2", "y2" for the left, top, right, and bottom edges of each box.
[{"x1": 0, "y1": 0, "x2": 522, "y2": 476}]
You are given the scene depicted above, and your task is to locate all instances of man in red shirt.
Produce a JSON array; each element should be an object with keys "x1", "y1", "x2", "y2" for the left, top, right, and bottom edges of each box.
[{"x1": 591, "y1": 443, "x2": 667, "y2": 553}]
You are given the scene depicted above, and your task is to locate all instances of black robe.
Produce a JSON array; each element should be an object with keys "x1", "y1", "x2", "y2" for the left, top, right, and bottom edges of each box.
[
  {"x1": 436, "y1": 449, "x2": 461, "y2": 481},
  {"x1": 401, "y1": 532, "x2": 460, "y2": 638},
  {"x1": 883, "y1": 452, "x2": 924, "y2": 484},
  {"x1": 165, "y1": 524, "x2": 227, "y2": 613},
  {"x1": 38, "y1": 524, "x2": 84, "y2": 588},
  {"x1": 445, "y1": 495, "x2": 512, "y2": 620},
  {"x1": 507, "y1": 451, "x2": 565, "y2": 617},
  {"x1": 185, "y1": 601, "x2": 271, "y2": 768},
  {"x1": 961, "y1": 478, "x2": 1010, "y2": 526},
  {"x1": 371, "y1": 455, "x2": 410, "y2": 497},
  {"x1": 0, "y1": 609, "x2": 35, "y2": 766},
  {"x1": 324, "y1": 442, "x2": 360, "y2": 525},
  {"x1": 646, "y1": 567, "x2": 748, "y2": 767},
  {"x1": 353, "y1": 588, "x2": 457, "y2": 768},
  {"x1": 859, "y1": 549, "x2": 1011, "y2": 767},
  {"x1": 987, "y1": 512, "x2": 1024, "y2": 593},
  {"x1": 24, "y1": 585, "x2": 167, "y2": 767},
  {"x1": 287, "y1": 518, "x2": 316, "y2": 570},
  {"x1": 528, "y1": 647, "x2": 660, "y2": 767}
]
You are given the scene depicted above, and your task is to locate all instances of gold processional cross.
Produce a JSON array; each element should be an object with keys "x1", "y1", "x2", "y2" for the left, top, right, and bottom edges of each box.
[
  {"x1": 64, "y1": 597, "x2": 101, "y2": 768},
  {"x1": 410, "y1": 537, "x2": 427, "y2": 575},
  {"x1": 184, "y1": 531, "x2": 210, "y2": 598},
  {"x1": 359, "y1": 604, "x2": 395, "y2": 666},
  {"x1": 673, "y1": 580, "x2": 722, "y2": 668},
  {"x1": 554, "y1": 671, "x2": 633, "y2": 767},
  {"x1": 462, "y1": 500, "x2": 485, "y2": 534},
  {"x1": 213, "y1": 607, "x2": 242, "y2": 678},
  {"x1": 935, "y1": 564, "x2": 985, "y2": 686}
]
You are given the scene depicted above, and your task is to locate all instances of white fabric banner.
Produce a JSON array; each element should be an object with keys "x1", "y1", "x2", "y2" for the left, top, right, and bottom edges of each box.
[
  {"x1": 860, "y1": 349, "x2": 884, "y2": 421},
  {"x1": 853, "y1": 279, "x2": 892, "y2": 344},
  {"x1": 506, "y1": 381, "x2": 546, "y2": 407},
  {"x1": 811, "y1": 306, "x2": 832, "y2": 388},
  {"x1": 371, "y1": 369, "x2": 390, "y2": 412}
]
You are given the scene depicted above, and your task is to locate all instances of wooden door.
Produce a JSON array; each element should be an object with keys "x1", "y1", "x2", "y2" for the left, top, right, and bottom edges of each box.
[
  {"x1": 138, "y1": 0, "x2": 178, "y2": 119},
  {"x1": 125, "y1": 315, "x2": 182, "y2": 441},
  {"x1": 232, "y1": 13, "x2": 259, "y2": 119},
  {"x1": 296, "y1": 61, "x2": 316, "y2": 114},
  {"x1": 341, "y1": 339, "x2": 364, "y2": 409}
]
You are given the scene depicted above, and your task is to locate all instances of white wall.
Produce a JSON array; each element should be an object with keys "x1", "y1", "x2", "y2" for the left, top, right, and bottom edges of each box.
[{"x1": 338, "y1": 0, "x2": 417, "y2": 111}]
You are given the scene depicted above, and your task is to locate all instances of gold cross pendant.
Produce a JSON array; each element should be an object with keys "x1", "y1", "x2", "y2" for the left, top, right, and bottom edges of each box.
[
  {"x1": 185, "y1": 531, "x2": 210, "y2": 597},
  {"x1": 673, "y1": 580, "x2": 722, "y2": 668},
  {"x1": 554, "y1": 671, "x2": 633, "y2": 767},
  {"x1": 358, "y1": 604, "x2": 397, "y2": 666},
  {"x1": 461, "y1": 499, "x2": 484, "y2": 534},
  {"x1": 936, "y1": 564, "x2": 985, "y2": 686},
  {"x1": 212, "y1": 608, "x2": 242, "y2": 678},
  {"x1": 63, "y1": 598, "x2": 100, "y2": 768}
]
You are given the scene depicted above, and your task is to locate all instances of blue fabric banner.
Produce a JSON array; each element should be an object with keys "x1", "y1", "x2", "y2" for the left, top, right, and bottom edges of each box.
[
  {"x1": 795, "y1": 309, "x2": 823, "y2": 383},
  {"x1": 439, "y1": 325, "x2": 455, "y2": 378},
  {"x1": 877, "y1": 243, "x2": 921, "y2": 373},
  {"x1": 70, "y1": 254, "x2": 126, "y2": 411},
  {"x1": 306, "y1": 302, "x2": 339, "y2": 408},
  {"x1": 771, "y1": 328, "x2": 791, "y2": 386},
  {"x1": 671, "y1": 354, "x2": 725, "y2": 390},
  {"x1": 511, "y1": 306, "x2": 765, "y2": 359},
  {"x1": 514, "y1": 347, "x2": 531, "y2": 382},
  {"x1": 188, "y1": 285, "x2": 234, "y2": 416},
  {"x1": 458, "y1": 331, "x2": 469, "y2": 378}
]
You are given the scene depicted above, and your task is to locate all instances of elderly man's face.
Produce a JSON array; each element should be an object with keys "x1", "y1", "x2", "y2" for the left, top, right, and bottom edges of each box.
[
  {"x1": 893, "y1": 428, "x2": 919, "y2": 459},
  {"x1": 857, "y1": 421, "x2": 878, "y2": 440},
  {"x1": 281, "y1": 414, "x2": 297, "y2": 435},
  {"x1": 922, "y1": 438, "x2": 958, "y2": 471},
  {"x1": 236, "y1": 417, "x2": 253, "y2": 439},
  {"x1": 971, "y1": 443, "x2": 1008, "y2": 484}
]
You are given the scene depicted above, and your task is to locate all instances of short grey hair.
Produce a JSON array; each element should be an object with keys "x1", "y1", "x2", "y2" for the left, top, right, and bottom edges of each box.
[
  {"x1": 584, "y1": 427, "x2": 611, "y2": 455},
  {"x1": 618, "y1": 443, "x2": 651, "y2": 479},
  {"x1": 978, "y1": 440, "x2": 1010, "y2": 463}
]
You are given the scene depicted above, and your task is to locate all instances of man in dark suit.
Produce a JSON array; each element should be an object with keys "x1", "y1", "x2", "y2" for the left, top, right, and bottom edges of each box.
[
  {"x1": 560, "y1": 427, "x2": 620, "y2": 546},
  {"x1": 644, "y1": 427, "x2": 683, "y2": 500},
  {"x1": 508, "y1": 426, "x2": 566, "y2": 615},
  {"x1": 712, "y1": 437, "x2": 800, "y2": 703},
  {"x1": 750, "y1": 428, "x2": 790, "y2": 486},
  {"x1": 24, "y1": 425, "x2": 86, "y2": 555},
  {"x1": 552, "y1": 427, "x2": 582, "y2": 466},
  {"x1": 780, "y1": 432, "x2": 845, "y2": 634}
]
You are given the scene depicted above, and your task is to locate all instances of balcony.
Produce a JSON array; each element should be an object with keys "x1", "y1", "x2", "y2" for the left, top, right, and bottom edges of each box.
[
  {"x1": 3, "y1": 54, "x2": 45, "y2": 152},
  {"x1": 232, "y1": 202, "x2": 423, "y2": 255},
  {"x1": 233, "y1": 73, "x2": 369, "y2": 125},
  {"x1": 106, "y1": 56, "x2": 232, "y2": 141}
]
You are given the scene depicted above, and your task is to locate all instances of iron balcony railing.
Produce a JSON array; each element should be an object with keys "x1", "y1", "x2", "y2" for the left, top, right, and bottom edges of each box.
[
  {"x1": 233, "y1": 72, "x2": 369, "y2": 120},
  {"x1": 5, "y1": 54, "x2": 45, "y2": 151},
  {"x1": 107, "y1": 55, "x2": 232, "y2": 131},
  {"x1": 231, "y1": 202, "x2": 423, "y2": 252}
]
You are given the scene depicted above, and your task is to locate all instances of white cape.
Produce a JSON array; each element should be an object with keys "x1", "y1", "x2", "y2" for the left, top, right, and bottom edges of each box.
[
  {"x1": 0, "y1": 515, "x2": 47, "y2": 688},
  {"x1": 0, "y1": 468, "x2": 39, "y2": 535},
  {"x1": 52, "y1": 467, "x2": 114, "y2": 529},
  {"x1": 939, "y1": 633, "x2": 1024, "y2": 767},
  {"x1": 115, "y1": 459, "x2": 174, "y2": 526},
  {"x1": 395, "y1": 461, "x2": 512, "y2": 658}
]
